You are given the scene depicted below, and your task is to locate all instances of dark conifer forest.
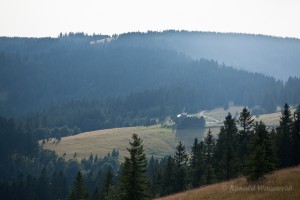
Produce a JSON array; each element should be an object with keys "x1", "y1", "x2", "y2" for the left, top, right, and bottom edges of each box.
[
  {"x1": 0, "y1": 31, "x2": 300, "y2": 199},
  {"x1": 1, "y1": 32, "x2": 300, "y2": 133},
  {"x1": 0, "y1": 104, "x2": 299, "y2": 199}
]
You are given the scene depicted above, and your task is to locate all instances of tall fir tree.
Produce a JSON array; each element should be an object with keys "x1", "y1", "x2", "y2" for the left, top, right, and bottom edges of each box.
[
  {"x1": 91, "y1": 188, "x2": 101, "y2": 200},
  {"x1": 277, "y1": 103, "x2": 293, "y2": 168},
  {"x1": 147, "y1": 156, "x2": 161, "y2": 198},
  {"x1": 202, "y1": 164, "x2": 216, "y2": 185},
  {"x1": 237, "y1": 107, "x2": 255, "y2": 168},
  {"x1": 102, "y1": 165, "x2": 114, "y2": 198},
  {"x1": 219, "y1": 143, "x2": 239, "y2": 180},
  {"x1": 189, "y1": 138, "x2": 204, "y2": 187},
  {"x1": 105, "y1": 185, "x2": 120, "y2": 200},
  {"x1": 204, "y1": 129, "x2": 215, "y2": 165},
  {"x1": 147, "y1": 156, "x2": 156, "y2": 178},
  {"x1": 174, "y1": 141, "x2": 188, "y2": 165},
  {"x1": 292, "y1": 105, "x2": 300, "y2": 165},
  {"x1": 223, "y1": 113, "x2": 239, "y2": 150},
  {"x1": 68, "y1": 171, "x2": 89, "y2": 200},
  {"x1": 214, "y1": 113, "x2": 239, "y2": 180},
  {"x1": 51, "y1": 171, "x2": 68, "y2": 200},
  {"x1": 173, "y1": 141, "x2": 188, "y2": 192},
  {"x1": 245, "y1": 121, "x2": 276, "y2": 181},
  {"x1": 190, "y1": 138, "x2": 200, "y2": 168},
  {"x1": 161, "y1": 156, "x2": 176, "y2": 196},
  {"x1": 202, "y1": 129, "x2": 216, "y2": 185},
  {"x1": 36, "y1": 168, "x2": 50, "y2": 200},
  {"x1": 119, "y1": 133, "x2": 149, "y2": 200},
  {"x1": 237, "y1": 107, "x2": 255, "y2": 133}
]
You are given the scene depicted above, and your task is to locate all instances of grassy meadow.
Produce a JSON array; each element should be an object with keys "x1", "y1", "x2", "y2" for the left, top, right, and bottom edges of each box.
[
  {"x1": 155, "y1": 166, "x2": 300, "y2": 200},
  {"x1": 42, "y1": 106, "x2": 285, "y2": 161},
  {"x1": 43, "y1": 125, "x2": 174, "y2": 160}
]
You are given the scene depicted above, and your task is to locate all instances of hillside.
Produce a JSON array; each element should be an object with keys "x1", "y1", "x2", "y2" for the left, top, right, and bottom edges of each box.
[
  {"x1": 1, "y1": 32, "x2": 300, "y2": 119},
  {"x1": 42, "y1": 106, "x2": 284, "y2": 160},
  {"x1": 155, "y1": 166, "x2": 300, "y2": 200},
  {"x1": 199, "y1": 106, "x2": 293, "y2": 128},
  {"x1": 105, "y1": 31, "x2": 300, "y2": 81},
  {"x1": 42, "y1": 124, "x2": 203, "y2": 161},
  {"x1": 42, "y1": 125, "x2": 175, "y2": 160}
]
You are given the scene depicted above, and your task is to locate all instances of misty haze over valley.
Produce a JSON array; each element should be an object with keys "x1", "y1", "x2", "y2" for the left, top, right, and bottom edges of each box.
[{"x1": 1, "y1": 0, "x2": 300, "y2": 199}]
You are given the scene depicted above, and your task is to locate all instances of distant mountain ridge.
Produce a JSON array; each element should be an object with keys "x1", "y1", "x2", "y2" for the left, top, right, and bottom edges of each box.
[
  {"x1": 109, "y1": 30, "x2": 300, "y2": 81},
  {"x1": 0, "y1": 31, "x2": 300, "y2": 118},
  {"x1": 1, "y1": 30, "x2": 299, "y2": 80}
]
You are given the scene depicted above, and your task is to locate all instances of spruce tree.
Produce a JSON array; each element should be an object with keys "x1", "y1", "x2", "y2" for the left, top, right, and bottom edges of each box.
[
  {"x1": 202, "y1": 129, "x2": 216, "y2": 185},
  {"x1": 105, "y1": 185, "x2": 120, "y2": 200},
  {"x1": 119, "y1": 133, "x2": 149, "y2": 200},
  {"x1": 190, "y1": 138, "x2": 200, "y2": 168},
  {"x1": 237, "y1": 107, "x2": 255, "y2": 168},
  {"x1": 161, "y1": 156, "x2": 176, "y2": 196},
  {"x1": 213, "y1": 127, "x2": 226, "y2": 180},
  {"x1": 292, "y1": 105, "x2": 300, "y2": 165},
  {"x1": 51, "y1": 171, "x2": 68, "y2": 200},
  {"x1": 85, "y1": 170, "x2": 95, "y2": 194},
  {"x1": 189, "y1": 138, "x2": 204, "y2": 187},
  {"x1": 102, "y1": 166, "x2": 114, "y2": 198},
  {"x1": 68, "y1": 171, "x2": 88, "y2": 200},
  {"x1": 173, "y1": 141, "x2": 188, "y2": 192},
  {"x1": 147, "y1": 156, "x2": 156, "y2": 178},
  {"x1": 214, "y1": 113, "x2": 239, "y2": 180},
  {"x1": 36, "y1": 168, "x2": 50, "y2": 200},
  {"x1": 91, "y1": 188, "x2": 101, "y2": 200},
  {"x1": 174, "y1": 141, "x2": 188, "y2": 165},
  {"x1": 219, "y1": 143, "x2": 239, "y2": 180},
  {"x1": 204, "y1": 129, "x2": 215, "y2": 165},
  {"x1": 147, "y1": 156, "x2": 161, "y2": 198},
  {"x1": 245, "y1": 121, "x2": 276, "y2": 181},
  {"x1": 119, "y1": 159, "x2": 131, "y2": 199},
  {"x1": 202, "y1": 164, "x2": 216, "y2": 185},
  {"x1": 223, "y1": 113, "x2": 239, "y2": 148},
  {"x1": 277, "y1": 103, "x2": 293, "y2": 168},
  {"x1": 237, "y1": 107, "x2": 255, "y2": 133}
]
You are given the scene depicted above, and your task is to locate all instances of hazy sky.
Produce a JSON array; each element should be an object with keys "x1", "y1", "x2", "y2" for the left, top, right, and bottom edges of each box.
[{"x1": 0, "y1": 0, "x2": 300, "y2": 38}]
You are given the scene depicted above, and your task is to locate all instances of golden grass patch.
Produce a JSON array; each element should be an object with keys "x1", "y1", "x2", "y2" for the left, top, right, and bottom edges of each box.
[
  {"x1": 156, "y1": 166, "x2": 300, "y2": 200},
  {"x1": 42, "y1": 106, "x2": 287, "y2": 161}
]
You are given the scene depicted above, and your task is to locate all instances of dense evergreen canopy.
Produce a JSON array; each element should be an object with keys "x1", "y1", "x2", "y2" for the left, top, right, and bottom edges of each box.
[
  {"x1": 1, "y1": 32, "x2": 300, "y2": 123},
  {"x1": 0, "y1": 31, "x2": 300, "y2": 199},
  {"x1": 119, "y1": 134, "x2": 149, "y2": 200},
  {"x1": 0, "y1": 103, "x2": 299, "y2": 199}
]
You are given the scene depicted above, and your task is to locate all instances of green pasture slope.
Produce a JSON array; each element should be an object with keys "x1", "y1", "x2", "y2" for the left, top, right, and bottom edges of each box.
[{"x1": 43, "y1": 106, "x2": 284, "y2": 161}]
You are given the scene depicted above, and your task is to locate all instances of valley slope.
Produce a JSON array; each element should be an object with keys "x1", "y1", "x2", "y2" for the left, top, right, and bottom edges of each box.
[
  {"x1": 155, "y1": 166, "x2": 300, "y2": 200},
  {"x1": 42, "y1": 106, "x2": 284, "y2": 160}
]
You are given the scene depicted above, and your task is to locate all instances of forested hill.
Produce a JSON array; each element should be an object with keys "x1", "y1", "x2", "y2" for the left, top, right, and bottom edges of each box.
[
  {"x1": 2, "y1": 31, "x2": 300, "y2": 80},
  {"x1": 0, "y1": 32, "x2": 300, "y2": 118},
  {"x1": 111, "y1": 31, "x2": 300, "y2": 81}
]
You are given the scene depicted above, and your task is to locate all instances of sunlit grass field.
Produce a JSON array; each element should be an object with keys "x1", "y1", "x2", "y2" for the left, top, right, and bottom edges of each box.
[
  {"x1": 42, "y1": 106, "x2": 285, "y2": 161},
  {"x1": 155, "y1": 166, "x2": 300, "y2": 200},
  {"x1": 43, "y1": 125, "x2": 176, "y2": 160}
]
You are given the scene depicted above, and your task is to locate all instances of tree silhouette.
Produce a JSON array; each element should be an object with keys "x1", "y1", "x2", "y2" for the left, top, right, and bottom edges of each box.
[
  {"x1": 245, "y1": 122, "x2": 276, "y2": 181},
  {"x1": 68, "y1": 171, "x2": 88, "y2": 200},
  {"x1": 119, "y1": 134, "x2": 149, "y2": 200},
  {"x1": 277, "y1": 103, "x2": 293, "y2": 167}
]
